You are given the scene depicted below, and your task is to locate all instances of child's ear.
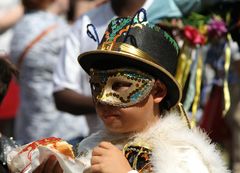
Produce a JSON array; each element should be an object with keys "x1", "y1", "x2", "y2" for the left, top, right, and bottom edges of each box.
[{"x1": 152, "y1": 80, "x2": 167, "y2": 104}]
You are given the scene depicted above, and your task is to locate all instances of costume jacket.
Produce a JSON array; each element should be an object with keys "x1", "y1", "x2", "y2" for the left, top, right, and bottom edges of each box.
[{"x1": 75, "y1": 111, "x2": 229, "y2": 173}]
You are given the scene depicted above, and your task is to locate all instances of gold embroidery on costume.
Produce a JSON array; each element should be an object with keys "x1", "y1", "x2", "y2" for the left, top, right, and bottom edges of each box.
[{"x1": 123, "y1": 143, "x2": 153, "y2": 172}]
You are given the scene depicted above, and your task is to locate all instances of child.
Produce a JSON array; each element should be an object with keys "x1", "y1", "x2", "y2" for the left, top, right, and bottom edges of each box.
[
  {"x1": 73, "y1": 15, "x2": 229, "y2": 173},
  {"x1": 11, "y1": 13, "x2": 229, "y2": 173}
]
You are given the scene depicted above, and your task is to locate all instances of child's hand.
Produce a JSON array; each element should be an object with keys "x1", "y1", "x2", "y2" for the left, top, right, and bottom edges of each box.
[{"x1": 90, "y1": 141, "x2": 132, "y2": 173}]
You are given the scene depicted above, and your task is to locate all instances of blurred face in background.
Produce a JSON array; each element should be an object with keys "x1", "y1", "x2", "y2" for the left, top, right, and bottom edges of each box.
[
  {"x1": 74, "y1": 0, "x2": 107, "y2": 19},
  {"x1": 22, "y1": 0, "x2": 54, "y2": 10},
  {"x1": 55, "y1": 0, "x2": 70, "y2": 14},
  {"x1": 22, "y1": 0, "x2": 70, "y2": 14}
]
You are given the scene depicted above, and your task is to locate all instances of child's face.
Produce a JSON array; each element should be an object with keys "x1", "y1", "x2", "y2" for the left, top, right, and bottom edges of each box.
[
  {"x1": 90, "y1": 68, "x2": 167, "y2": 133},
  {"x1": 95, "y1": 91, "x2": 161, "y2": 133}
]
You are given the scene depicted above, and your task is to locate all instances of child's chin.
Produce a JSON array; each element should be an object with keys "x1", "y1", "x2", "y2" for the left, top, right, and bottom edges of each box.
[
  {"x1": 106, "y1": 126, "x2": 122, "y2": 133},
  {"x1": 105, "y1": 125, "x2": 132, "y2": 134}
]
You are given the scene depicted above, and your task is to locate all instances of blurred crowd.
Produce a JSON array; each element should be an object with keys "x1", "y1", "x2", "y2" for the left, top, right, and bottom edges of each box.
[{"x1": 0, "y1": 0, "x2": 240, "y2": 172}]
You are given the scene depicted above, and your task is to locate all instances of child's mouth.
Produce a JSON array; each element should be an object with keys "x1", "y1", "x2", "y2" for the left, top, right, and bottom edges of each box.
[{"x1": 102, "y1": 113, "x2": 119, "y2": 123}]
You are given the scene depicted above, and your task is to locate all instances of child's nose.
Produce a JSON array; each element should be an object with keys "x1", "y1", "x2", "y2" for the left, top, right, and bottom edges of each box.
[{"x1": 96, "y1": 101, "x2": 116, "y2": 111}]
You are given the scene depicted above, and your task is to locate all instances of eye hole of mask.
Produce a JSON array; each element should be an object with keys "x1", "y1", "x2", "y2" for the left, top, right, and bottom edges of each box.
[
  {"x1": 112, "y1": 81, "x2": 132, "y2": 92},
  {"x1": 91, "y1": 82, "x2": 102, "y2": 93}
]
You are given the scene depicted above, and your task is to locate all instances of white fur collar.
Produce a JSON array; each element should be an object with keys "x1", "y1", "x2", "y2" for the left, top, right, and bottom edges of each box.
[{"x1": 76, "y1": 111, "x2": 229, "y2": 173}]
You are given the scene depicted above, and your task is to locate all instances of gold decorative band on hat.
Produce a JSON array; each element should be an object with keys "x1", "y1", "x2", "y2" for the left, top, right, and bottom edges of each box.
[{"x1": 99, "y1": 42, "x2": 159, "y2": 65}]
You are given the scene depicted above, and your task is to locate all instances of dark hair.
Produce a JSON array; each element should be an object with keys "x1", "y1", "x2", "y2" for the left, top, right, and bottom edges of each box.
[
  {"x1": 21, "y1": 0, "x2": 54, "y2": 11},
  {"x1": 0, "y1": 56, "x2": 18, "y2": 103}
]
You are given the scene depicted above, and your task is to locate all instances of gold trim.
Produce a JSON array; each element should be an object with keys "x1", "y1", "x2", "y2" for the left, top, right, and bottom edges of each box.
[
  {"x1": 123, "y1": 142, "x2": 153, "y2": 172},
  {"x1": 78, "y1": 42, "x2": 182, "y2": 107},
  {"x1": 99, "y1": 42, "x2": 159, "y2": 65},
  {"x1": 123, "y1": 141, "x2": 152, "y2": 151}
]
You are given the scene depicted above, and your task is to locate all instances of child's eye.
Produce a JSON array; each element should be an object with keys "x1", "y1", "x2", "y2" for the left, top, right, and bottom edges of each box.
[{"x1": 112, "y1": 81, "x2": 132, "y2": 92}]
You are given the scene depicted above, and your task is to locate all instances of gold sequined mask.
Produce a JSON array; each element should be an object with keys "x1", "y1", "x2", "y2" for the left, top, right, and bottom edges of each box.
[{"x1": 89, "y1": 68, "x2": 155, "y2": 107}]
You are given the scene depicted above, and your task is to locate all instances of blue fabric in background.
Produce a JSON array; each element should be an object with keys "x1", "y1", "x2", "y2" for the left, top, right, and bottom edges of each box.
[{"x1": 147, "y1": 0, "x2": 201, "y2": 24}]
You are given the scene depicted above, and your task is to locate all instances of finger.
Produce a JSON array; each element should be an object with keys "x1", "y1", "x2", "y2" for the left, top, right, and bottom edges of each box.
[
  {"x1": 99, "y1": 141, "x2": 120, "y2": 151},
  {"x1": 98, "y1": 141, "x2": 113, "y2": 149},
  {"x1": 43, "y1": 155, "x2": 58, "y2": 173},
  {"x1": 92, "y1": 146, "x2": 107, "y2": 156},
  {"x1": 52, "y1": 160, "x2": 63, "y2": 173},
  {"x1": 90, "y1": 164, "x2": 102, "y2": 173},
  {"x1": 91, "y1": 155, "x2": 102, "y2": 165}
]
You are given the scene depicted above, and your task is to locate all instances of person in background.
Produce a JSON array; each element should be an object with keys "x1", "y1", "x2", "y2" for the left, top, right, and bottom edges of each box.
[
  {"x1": 67, "y1": 0, "x2": 108, "y2": 23},
  {"x1": 0, "y1": 1, "x2": 23, "y2": 137},
  {"x1": 0, "y1": 57, "x2": 18, "y2": 108},
  {"x1": 9, "y1": 0, "x2": 86, "y2": 145},
  {"x1": 0, "y1": 3, "x2": 23, "y2": 34},
  {"x1": 227, "y1": 3, "x2": 240, "y2": 172},
  {"x1": 0, "y1": 56, "x2": 18, "y2": 173},
  {"x1": 0, "y1": 53, "x2": 19, "y2": 137},
  {"x1": 0, "y1": 1, "x2": 23, "y2": 52}
]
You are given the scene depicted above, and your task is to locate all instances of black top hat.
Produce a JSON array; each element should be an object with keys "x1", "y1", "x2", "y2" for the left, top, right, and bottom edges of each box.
[{"x1": 78, "y1": 15, "x2": 182, "y2": 109}]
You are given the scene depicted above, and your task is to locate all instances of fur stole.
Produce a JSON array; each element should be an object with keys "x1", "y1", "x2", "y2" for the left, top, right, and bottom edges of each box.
[{"x1": 76, "y1": 111, "x2": 229, "y2": 173}]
